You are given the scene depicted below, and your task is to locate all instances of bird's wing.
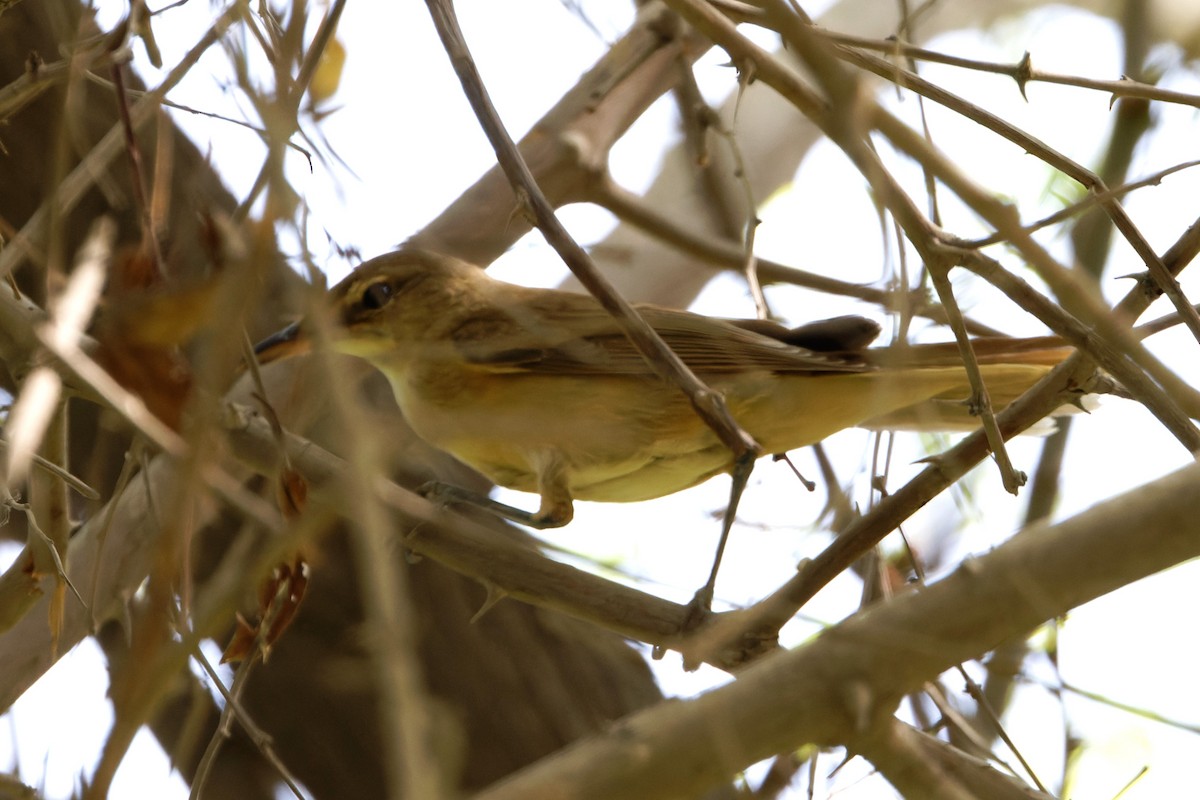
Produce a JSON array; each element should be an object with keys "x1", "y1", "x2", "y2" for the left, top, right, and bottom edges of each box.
[
  {"x1": 725, "y1": 315, "x2": 882, "y2": 352},
  {"x1": 453, "y1": 290, "x2": 871, "y2": 376},
  {"x1": 449, "y1": 285, "x2": 1075, "y2": 377}
]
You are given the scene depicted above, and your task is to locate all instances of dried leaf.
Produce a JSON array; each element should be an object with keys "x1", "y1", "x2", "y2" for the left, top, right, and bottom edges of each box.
[
  {"x1": 92, "y1": 240, "x2": 226, "y2": 429},
  {"x1": 93, "y1": 341, "x2": 191, "y2": 431},
  {"x1": 220, "y1": 613, "x2": 258, "y2": 665},
  {"x1": 220, "y1": 554, "x2": 310, "y2": 664},
  {"x1": 277, "y1": 468, "x2": 308, "y2": 519}
]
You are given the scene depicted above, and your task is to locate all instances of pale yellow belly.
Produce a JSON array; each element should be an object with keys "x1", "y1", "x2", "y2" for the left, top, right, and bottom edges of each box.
[{"x1": 392, "y1": 363, "x2": 1052, "y2": 503}]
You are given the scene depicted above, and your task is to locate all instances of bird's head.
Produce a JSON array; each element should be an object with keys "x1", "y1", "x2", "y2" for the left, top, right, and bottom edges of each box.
[{"x1": 253, "y1": 250, "x2": 483, "y2": 366}]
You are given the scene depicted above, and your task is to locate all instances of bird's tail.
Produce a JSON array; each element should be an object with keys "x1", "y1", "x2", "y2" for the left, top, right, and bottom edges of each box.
[
  {"x1": 860, "y1": 336, "x2": 1074, "y2": 369},
  {"x1": 858, "y1": 337, "x2": 1092, "y2": 432}
]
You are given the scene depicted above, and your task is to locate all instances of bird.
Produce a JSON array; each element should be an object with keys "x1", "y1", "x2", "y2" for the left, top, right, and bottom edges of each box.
[{"x1": 253, "y1": 249, "x2": 1077, "y2": 533}]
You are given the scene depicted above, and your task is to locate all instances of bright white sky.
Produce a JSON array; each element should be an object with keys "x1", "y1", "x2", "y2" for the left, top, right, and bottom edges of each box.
[{"x1": 3, "y1": 1, "x2": 1200, "y2": 798}]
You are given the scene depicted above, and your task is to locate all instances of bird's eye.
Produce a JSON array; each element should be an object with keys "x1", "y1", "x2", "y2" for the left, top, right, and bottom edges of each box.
[{"x1": 360, "y1": 281, "x2": 393, "y2": 311}]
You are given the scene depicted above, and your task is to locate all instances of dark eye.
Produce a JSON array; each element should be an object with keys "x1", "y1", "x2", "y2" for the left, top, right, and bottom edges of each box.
[{"x1": 360, "y1": 281, "x2": 393, "y2": 311}]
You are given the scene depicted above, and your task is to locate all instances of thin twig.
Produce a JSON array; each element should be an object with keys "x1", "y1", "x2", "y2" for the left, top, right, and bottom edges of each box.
[
  {"x1": 827, "y1": 36, "x2": 1200, "y2": 348},
  {"x1": 5, "y1": 217, "x2": 113, "y2": 486},
  {"x1": 110, "y1": 55, "x2": 164, "y2": 276},
  {"x1": 822, "y1": 30, "x2": 1200, "y2": 110},
  {"x1": 927, "y1": 258, "x2": 1023, "y2": 494},
  {"x1": 221, "y1": 403, "x2": 697, "y2": 655},
  {"x1": 424, "y1": 0, "x2": 759, "y2": 464},
  {"x1": 0, "y1": 440, "x2": 99, "y2": 500},
  {"x1": 300, "y1": 306, "x2": 451, "y2": 798},
  {"x1": 954, "y1": 665, "x2": 1049, "y2": 794},
  {"x1": 963, "y1": 159, "x2": 1200, "y2": 249},
  {"x1": 0, "y1": 2, "x2": 241, "y2": 277},
  {"x1": 690, "y1": 0, "x2": 1200, "y2": 451},
  {"x1": 682, "y1": 352, "x2": 1095, "y2": 668},
  {"x1": 189, "y1": 645, "x2": 306, "y2": 799}
]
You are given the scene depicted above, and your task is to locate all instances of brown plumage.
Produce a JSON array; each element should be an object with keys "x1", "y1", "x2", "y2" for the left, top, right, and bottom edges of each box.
[{"x1": 255, "y1": 250, "x2": 1071, "y2": 526}]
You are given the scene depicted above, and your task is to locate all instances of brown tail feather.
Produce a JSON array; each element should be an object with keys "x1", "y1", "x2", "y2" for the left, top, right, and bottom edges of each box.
[{"x1": 863, "y1": 337, "x2": 1074, "y2": 368}]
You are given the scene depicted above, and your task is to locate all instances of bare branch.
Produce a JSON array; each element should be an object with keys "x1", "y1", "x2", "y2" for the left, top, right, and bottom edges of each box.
[{"x1": 475, "y1": 458, "x2": 1200, "y2": 800}]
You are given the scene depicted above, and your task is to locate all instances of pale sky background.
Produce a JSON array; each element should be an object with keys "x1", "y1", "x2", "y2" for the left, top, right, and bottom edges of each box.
[{"x1": 3, "y1": 1, "x2": 1200, "y2": 798}]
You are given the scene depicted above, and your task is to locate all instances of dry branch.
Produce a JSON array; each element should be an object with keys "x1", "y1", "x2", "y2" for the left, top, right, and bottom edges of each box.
[{"x1": 475, "y1": 458, "x2": 1200, "y2": 800}]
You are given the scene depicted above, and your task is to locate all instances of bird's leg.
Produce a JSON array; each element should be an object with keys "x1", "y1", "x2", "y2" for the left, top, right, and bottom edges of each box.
[
  {"x1": 685, "y1": 451, "x2": 757, "y2": 627},
  {"x1": 532, "y1": 458, "x2": 575, "y2": 527},
  {"x1": 417, "y1": 454, "x2": 575, "y2": 530},
  {"x1": 417, "y1": 482, "x2": 573, "y2": 529}
]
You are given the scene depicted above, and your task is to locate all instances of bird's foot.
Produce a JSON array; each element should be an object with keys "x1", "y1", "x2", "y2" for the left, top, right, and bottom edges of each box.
[{"x1": 416, "y1": 481, "x2": 570, "y2": 530}]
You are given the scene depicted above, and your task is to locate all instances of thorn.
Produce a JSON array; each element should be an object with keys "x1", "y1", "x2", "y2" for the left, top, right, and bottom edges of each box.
[
  {"x1": 469, "y1": 584, "x2": 507, "y2": 624},
  {"x1": 1109, "y1": 75, "x2": 1132, "y2": 110},
  {"x1": 1014, "y1": 51, "x2": 1032, "y2": 101},
  {"x1": 1065, "y1": 394, "x2": 1092, "y2": 413},
  {"x1": 1113, "y1": 269, "x2": 1149, "y2": 282}
]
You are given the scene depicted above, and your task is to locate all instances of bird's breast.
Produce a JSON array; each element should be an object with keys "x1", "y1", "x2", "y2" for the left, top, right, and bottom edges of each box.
[{"x1": 387, "y1": 360, "x2": 717, "y2": 496}]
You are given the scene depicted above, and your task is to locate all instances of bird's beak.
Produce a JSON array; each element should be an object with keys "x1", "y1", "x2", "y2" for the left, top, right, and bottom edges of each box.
[{"x1": 253, "y1": 320, "x2": 311, "y2": 364}]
